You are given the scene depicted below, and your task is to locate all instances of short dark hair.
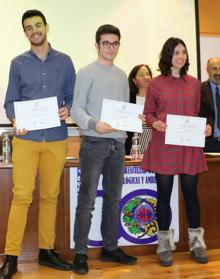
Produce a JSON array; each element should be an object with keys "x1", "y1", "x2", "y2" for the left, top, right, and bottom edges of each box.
[
  {"x1": 95, "y1": 24, "x2": 121, "y2": 44},
  {"x1": 159, "y1": 37, "x2": 189, "y2": 76},
  {"x1": 128, "y1": 64, "x2": 152, "y2": 103},
  {"x1": 22, "y1": 9, "x2": 47, "y2": 29}
]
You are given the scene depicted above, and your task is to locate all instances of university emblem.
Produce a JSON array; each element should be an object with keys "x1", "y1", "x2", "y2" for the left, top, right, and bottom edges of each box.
[{"x1": 119, "y1": 189, "x2": 159, "y2": 244}]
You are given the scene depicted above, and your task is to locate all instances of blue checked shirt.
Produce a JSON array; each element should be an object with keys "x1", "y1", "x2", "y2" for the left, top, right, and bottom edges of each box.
[{"x1": 4, "y1": 46, "x2": 75, "y2": 141}]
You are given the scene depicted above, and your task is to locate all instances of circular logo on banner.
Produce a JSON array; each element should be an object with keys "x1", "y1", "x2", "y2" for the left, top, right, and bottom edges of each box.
[
  {"x1": 119, "y1": 189, "x2": 159, "y2": 244},
  {"x1": 88, "y1": 189, "x2": 172, "y2": 246}
]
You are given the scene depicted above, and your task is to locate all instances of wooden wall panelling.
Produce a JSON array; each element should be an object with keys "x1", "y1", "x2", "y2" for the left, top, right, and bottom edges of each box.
[{"x1": 1, "y1": 157, "x2": 220, "y2": 262}]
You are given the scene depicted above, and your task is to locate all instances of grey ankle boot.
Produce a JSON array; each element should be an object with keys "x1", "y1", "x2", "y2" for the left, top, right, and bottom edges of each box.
[
  {"x1": 156, "y1": 229, "x2": 176, "y2": 266},
  {"x1": 188, "y1": 227, "x2": 208, "y2": 264}
]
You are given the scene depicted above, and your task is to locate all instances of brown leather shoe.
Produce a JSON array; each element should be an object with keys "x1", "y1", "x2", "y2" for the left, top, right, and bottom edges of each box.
[{"x1": 0, "y1": 255, "x2": 17, "y2": 279}]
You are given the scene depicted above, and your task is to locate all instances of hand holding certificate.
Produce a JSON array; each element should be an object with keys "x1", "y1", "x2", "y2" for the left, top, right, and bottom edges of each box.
[
  {"x1": 165, "y1": 114, "x2": 206, "y2": 147},
  {"x1": 101, "y1": 99, "x2": 144, "y2": 133},
  {"x1": 14, "y1": 97, "x2": 61, "y2": 131}
]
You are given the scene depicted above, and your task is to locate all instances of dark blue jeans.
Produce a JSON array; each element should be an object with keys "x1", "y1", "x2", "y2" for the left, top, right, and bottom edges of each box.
[{"x1": 74, "y1": 136, "x2": 125, "y2": 254}]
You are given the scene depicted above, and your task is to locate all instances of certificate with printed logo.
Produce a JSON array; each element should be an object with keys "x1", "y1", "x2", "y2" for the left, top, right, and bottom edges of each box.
[
  {"x1": 101, "y1": 99, "x2": 144, "y2": 133},
  {"x1": 14, "y1": 97, "x2": 60, "y2": 131},
  {"x1": 165, "y1": 114, "x2": 206, "y2": 147}
]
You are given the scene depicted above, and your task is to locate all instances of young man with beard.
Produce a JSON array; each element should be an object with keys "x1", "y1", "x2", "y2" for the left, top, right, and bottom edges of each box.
[
  {"x1": 0, "y1": 10, "x2": 75, "y2": 278},
  {"x1": 71, "y1": 24, "x2": 137, "y2": 275},
  {"x1": 200, "y1": 57, "x2": 220, "y2": 152}
]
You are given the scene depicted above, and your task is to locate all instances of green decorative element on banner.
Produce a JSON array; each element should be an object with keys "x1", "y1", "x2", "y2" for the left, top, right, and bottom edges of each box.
[{"x1": 122, "y1": 196, "x2": 158, "y2": 238}]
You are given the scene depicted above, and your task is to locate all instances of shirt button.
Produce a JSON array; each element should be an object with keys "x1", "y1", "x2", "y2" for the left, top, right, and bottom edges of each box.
[
  {"x1": 43, "y1": 85, "x2": 46, "y2": 88},
  {"x1": 42, "y1": 72, "x2": 46, "y2": 75}
]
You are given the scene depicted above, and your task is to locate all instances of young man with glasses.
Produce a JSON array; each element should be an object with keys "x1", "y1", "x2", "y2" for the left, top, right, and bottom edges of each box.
[{"x1": 71, "y1": 24, "x2": 137, "y2": 275}]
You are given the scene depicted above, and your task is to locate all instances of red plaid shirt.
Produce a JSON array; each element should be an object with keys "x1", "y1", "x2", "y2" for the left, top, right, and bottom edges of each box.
[{"x1": 142, "y1": 74, "x2": 207, "y2": 175}]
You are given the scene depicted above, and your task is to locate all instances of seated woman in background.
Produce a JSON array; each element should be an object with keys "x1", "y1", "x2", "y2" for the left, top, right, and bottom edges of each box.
[{"x1": 125, "y1": 64, "x2": 153, "y2": 155}]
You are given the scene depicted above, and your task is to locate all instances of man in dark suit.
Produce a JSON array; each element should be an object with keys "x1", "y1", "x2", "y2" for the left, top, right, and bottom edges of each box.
[{"x1": 200, "y1": 57, "x2": 220, "y2": 152}]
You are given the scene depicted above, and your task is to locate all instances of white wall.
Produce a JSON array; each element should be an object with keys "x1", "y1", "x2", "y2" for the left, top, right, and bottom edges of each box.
[
  {"x1": 200, "y1": 35, "x2": 220, "y2": 82},
  {"x1": 0, "y1": 0, "x2": 198, "y2": 124}
]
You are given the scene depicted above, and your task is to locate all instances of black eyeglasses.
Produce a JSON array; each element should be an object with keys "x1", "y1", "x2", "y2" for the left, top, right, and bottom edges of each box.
[{"x1": 101, "y1": 41, "x2": 120, "y2": 49}]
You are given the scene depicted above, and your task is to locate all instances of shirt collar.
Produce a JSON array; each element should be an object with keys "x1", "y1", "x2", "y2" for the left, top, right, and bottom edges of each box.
[
  {"x1": 167, "y1": 74, "x2": 187, "y2": 82},
  {"x1": 28, "y1": 43, "x2": 53, "y2": 60},
  {"x1": 210, "y1": 80, "x2": 220, "y2": 90}
]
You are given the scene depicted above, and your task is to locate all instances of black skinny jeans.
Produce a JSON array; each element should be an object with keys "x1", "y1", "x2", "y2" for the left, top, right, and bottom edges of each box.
[{"x1": 155, "y1": 173, "x2": 200, "y2": 230}]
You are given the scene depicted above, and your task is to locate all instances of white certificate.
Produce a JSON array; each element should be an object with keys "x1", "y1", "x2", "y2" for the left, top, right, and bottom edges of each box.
[
  {"x1": 165, "y1": 114, "x2": 206, "y2": 147},
  {"x1": 14, "y1": 97, "x2": 60, "y2": 131},
  {"x1": 101, "y1": 99, "x2": 144, "y2": 133}
]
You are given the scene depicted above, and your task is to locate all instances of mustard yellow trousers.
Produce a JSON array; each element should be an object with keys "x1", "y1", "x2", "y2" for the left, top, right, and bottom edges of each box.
[{"x1": 5, "y1": 137, "x2": 67, "y2": 256}]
